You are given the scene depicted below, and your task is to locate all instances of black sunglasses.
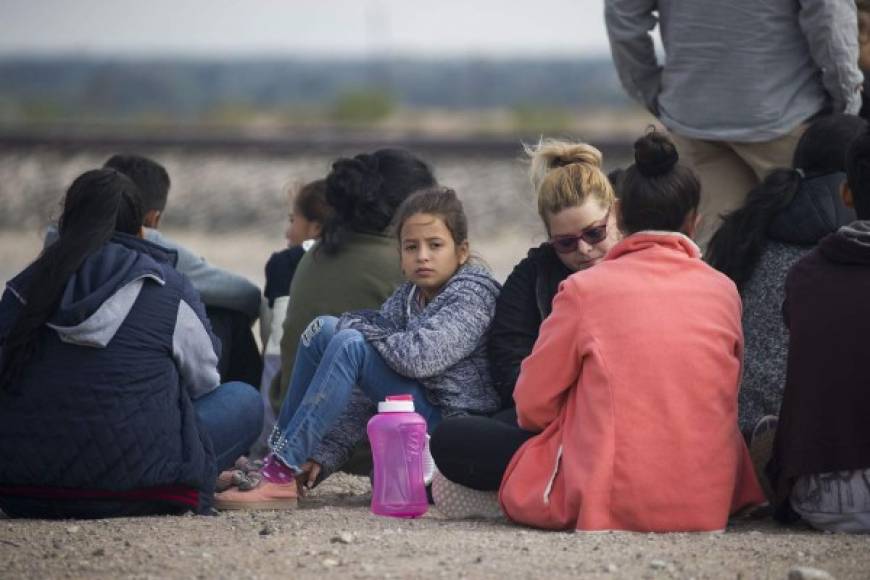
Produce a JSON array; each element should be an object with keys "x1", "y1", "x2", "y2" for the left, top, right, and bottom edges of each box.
[{"x1": 549, "y1": 206, "x2": 611, "y2": 254}]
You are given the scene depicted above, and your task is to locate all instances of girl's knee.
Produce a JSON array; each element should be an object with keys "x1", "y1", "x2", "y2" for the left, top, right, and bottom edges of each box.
[
  {"x1": 333, "y1": 328, "x2": 364, "y2": 345},
  {"x1": 300, "y1": 316, "x2": 339, "y2": 349}
]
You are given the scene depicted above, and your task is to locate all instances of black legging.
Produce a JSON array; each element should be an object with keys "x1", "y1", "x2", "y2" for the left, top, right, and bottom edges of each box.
[
  {"x1": 206, "y1": 306, "x2": 263, "y2": 387},
  {"x1": 430, "y1": 407, "x2": 536, "y2": 491}
]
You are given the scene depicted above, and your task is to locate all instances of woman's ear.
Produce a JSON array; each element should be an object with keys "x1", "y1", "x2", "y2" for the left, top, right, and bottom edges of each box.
[{"x1": 842, "y1": 181, "x2": 855, "y2": 209}]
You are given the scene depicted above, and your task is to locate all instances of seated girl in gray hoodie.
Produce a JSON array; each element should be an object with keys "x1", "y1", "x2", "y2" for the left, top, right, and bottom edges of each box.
[{"x1": 214, "y1": 186, "x2": 501, "y2": 509}]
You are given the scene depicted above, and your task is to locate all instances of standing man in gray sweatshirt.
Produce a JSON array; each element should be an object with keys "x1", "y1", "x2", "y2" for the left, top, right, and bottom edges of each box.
[{"x1": 605, "y1": 0, "x2": 863, "y2": 246}]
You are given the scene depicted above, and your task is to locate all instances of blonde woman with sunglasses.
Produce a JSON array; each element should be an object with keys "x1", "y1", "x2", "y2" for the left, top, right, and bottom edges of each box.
[{"x1": 428, "y1": 139, "x2": 622, "y2": 519}]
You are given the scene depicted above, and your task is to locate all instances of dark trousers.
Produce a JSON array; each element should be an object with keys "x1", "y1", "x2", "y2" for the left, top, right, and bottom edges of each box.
[
  {"x1": 206, "y1": 306, "x2": 263, "y2": 387},
  {"x1": 430, "y1": 407, "x2": 536, "y2": 491}
]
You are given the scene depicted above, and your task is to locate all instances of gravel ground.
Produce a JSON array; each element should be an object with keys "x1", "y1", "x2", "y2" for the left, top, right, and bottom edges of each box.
[{"x1": 2, "y1": 473, "x2": 869, "y2": 580}]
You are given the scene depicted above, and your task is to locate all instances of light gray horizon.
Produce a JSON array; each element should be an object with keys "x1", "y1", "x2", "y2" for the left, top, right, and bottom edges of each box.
[{"x1": 0, "y1": 0, "x2": 613, "y2": 57}]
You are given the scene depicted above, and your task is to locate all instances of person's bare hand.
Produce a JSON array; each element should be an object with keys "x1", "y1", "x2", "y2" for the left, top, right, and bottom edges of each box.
[{"x1": 296, "y1": 460, "x2": 321, "y2": 495}]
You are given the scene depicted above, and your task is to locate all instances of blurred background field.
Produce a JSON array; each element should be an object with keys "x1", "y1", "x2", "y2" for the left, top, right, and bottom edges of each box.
[{"x1": 0, "y1": 0, "x2": 650, "y2": 286}]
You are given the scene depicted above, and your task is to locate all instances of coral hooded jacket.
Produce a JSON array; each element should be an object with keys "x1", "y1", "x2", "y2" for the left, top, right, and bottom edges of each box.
[{"x1": 499, "y1": 232, "x2": 764, "y2": 531}]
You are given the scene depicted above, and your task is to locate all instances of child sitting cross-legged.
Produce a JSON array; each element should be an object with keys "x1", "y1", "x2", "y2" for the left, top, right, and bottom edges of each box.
[{"x1": 215, "y1": 186, "x2": 501, "y2": 509}]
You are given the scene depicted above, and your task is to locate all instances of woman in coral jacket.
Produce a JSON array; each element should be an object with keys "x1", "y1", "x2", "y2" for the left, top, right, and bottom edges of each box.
[{"x1": 499, "y1": 131, "x2": 765, "y2": 532}]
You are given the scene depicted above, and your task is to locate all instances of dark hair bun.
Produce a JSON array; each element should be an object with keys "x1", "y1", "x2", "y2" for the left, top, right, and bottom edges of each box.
[
  {"x1": 634, "y1": 131, "x2": 679, "y2": 178},
  {"x1": 326, "y1": 154, "x2": 385, "y2": 219}
]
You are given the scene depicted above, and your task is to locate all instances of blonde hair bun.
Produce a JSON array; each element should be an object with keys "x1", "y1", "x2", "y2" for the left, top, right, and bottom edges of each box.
[
  {"x1": 523, "y1": 138, "x2": 613, "y2": 223},
  {"x1": 525, "y1": 139, "x2": 603, "y2": 194}
]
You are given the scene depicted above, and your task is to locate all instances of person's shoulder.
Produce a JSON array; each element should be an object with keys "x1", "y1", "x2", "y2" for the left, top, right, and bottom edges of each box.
[
  {"x1": 506, "y1": 243, "x2": 561, "y2": 279},
  {"x1": 449, "y1": 263, "x2": 501, "y2": 295},
  {"x1": 266, "y1": 246, "x2": 305, "y2": 275}
]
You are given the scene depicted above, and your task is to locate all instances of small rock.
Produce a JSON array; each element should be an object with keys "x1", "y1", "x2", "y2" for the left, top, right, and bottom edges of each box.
[
  {"x1": 605, "y1": 563, "x2": 618, "y2": 573},
  {"x1": 474, "y1": 556, "x2": 483, "y2": 564},
  {"x1": 322, "y1": 558, "x2": 340, "y2": 568},
  {"x1": 66, "y1": 525, "x2": 80, "y2": 534},
  {"x1": 91, "y1": 548, "x2": 105, "y2": 557},
  {"x1": 788, "y1": 566, "x2": 834, "y2": 580},
  {"x1": 331, "y1": 532, "x2": 354, "y2": 544},
  {"x1": 259, "y1": 525, "x2": 274, "y2": 536},
  {"x1": 650, "y1": 560, "x2": 668, "y2": 570}
]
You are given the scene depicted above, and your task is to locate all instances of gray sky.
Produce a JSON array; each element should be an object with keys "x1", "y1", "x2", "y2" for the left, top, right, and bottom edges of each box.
[{"x1": 0, "y1": 0, "x2": 612, "y2": 57}]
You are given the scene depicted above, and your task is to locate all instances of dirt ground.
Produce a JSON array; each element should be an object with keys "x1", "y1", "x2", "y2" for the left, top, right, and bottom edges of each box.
[{"x1": 2, "y1": 473, "x2": 870, "y2": 580}]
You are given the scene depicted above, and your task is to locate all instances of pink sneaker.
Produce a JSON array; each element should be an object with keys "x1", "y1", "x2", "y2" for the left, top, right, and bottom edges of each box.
[{"x1": 214, "y1": 479, "x2": 298, "y2": 510}]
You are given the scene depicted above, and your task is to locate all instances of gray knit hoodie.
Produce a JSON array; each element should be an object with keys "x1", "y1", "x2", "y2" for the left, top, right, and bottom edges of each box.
[
  {"x1": 311, "y1": 263, "x2": 501, "y2": 475},
  {"x1": 738, "y1": 173, "x2": 855, "y2": 434}
]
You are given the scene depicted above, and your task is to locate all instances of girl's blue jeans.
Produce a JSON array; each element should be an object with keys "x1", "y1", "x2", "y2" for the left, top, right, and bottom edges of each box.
[{"x1": 270, "y1": 316, "x2": 441, "y2": 473}]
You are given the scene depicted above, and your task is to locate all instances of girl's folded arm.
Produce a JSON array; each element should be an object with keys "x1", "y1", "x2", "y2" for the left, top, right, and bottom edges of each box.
[
  {"x1": 514, "y1": 280, "x2": 584, "y2": 431},
  {"x1": 374, "y1": 287, "x2": 497, "y2": 378}
]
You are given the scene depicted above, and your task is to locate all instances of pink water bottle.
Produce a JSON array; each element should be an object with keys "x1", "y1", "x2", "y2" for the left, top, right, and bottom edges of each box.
[{"x1": 367, "y1": 394, "x2": 429, "y2": 518}]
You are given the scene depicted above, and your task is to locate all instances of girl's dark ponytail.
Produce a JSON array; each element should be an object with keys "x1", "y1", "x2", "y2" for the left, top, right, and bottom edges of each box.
[
  {"x1": 705, "y1": 114, "x2": 868, "y2": 288},
  {"x1": 706, "y1": 169, "x2": 802, "y2": 289},
  {"x1": 0, "y1": 169, "x2": 143, "y2": 393}
]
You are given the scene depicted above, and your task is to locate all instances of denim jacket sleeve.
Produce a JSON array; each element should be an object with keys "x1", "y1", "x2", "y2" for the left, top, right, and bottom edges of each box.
[{"x1": 605, "y1": 0, "x2": 662, "y2": 115}]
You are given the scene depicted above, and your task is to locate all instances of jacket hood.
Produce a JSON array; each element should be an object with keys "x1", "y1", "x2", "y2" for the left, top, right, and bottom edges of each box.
[
  {"x1": 7, "y1": 233, "x2": 173, "y2": 348},
  {"x1": 768, "y1": 172, "x2": 854, "y2": 245},
  {"x1": 447, "y1": 262, "x2": 502, "y2": 297},
  {"x1": 819, "y1": 220, "x2": 870, "y2": 266}
]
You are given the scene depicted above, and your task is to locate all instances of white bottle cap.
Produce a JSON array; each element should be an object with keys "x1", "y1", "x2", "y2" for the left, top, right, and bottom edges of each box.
[{"x1": 378, "y1": 396, "x2": 416, "y2": 413}]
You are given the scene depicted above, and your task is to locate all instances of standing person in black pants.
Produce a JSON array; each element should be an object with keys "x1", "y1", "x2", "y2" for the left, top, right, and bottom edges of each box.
[{"x1": 430, "y1": 139, "x2": 622, "y2": 518}]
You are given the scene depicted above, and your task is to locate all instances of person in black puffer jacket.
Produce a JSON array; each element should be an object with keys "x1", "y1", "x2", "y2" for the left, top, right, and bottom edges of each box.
[
  {"x1": 0, "y1": 169, "x2": 262, "y2": 519},
  {"x1": 706, "y1": 113, "x2": 868, "y2": 438}
]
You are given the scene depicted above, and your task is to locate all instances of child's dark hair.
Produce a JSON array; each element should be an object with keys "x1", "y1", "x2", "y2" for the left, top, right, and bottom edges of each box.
[
  {"x1": 104, "y1": 154, "x2": 170, "y2": 213},
  {"x1": 708, "y1": 114, "x2": 867, "y2": 287},
  {"x1": 619, "y1": 131, "x2": 700, "y2": 234},
  {"x1": 0, "y1": 169, "x2": 143, "y2": 393},
  {"x1": 847, "y1": 126, "x2": 870, "y2": 221},
  {"x1": 294, "y1": 179, "x2": 333, "y2": 225},
  {"x1": 394, "y1": 186, "x2": 468, "y2": 247},
  {"x1": 320, "y1": 148, "x2": 436, "y2": 254}
]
